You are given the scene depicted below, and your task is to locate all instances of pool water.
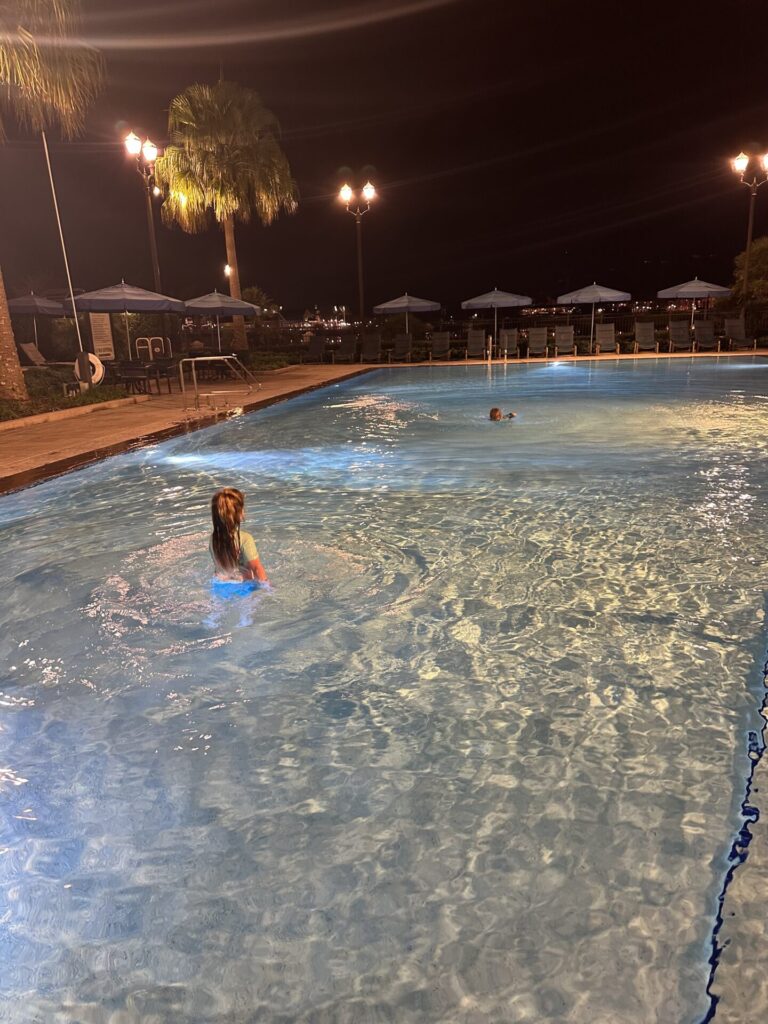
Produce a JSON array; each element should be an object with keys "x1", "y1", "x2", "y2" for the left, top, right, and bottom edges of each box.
[{"x1": 1, "y1": 359, "x2": 767, "y2": 1023}]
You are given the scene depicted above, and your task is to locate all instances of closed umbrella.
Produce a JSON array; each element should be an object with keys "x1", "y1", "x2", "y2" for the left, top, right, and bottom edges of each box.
[
  {"x1": 657, "y1": 277, "x2": 730, "y2": 326},
  {"x1": 557, "y1": 282, "x2": 631, "y2": 349},
  {"x1": 185, "y1": 290, "x2": 261, "y2": 352},
  {"x1": 373, "y1": 293, "x2": 441, "y2": 334},
  {"x1": 74, "y1": 282, "x2": 186, "y2": 357},
  {"x1": 461, "y1": 287, "x2": 532, "y2": 347},
  {"x1": 8, "y1": 292, "x2": 64, "y2": 348}
]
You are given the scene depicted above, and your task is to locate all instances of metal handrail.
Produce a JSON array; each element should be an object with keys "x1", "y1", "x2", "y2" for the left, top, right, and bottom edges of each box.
[{"x1": 178, "y1": 355, "x2": 261, "y2": 411}]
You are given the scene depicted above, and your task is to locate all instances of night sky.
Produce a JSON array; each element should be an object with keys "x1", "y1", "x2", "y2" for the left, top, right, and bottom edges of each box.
[{"x1": 1, "y1": 0, "x2": 767, "y2": 316}]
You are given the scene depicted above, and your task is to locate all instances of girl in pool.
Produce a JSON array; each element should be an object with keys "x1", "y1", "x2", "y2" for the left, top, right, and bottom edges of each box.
[
  {"x1": 210, "y1": 487, "x2": 270, "y2": 585},
  {"x1": 490, "y1": 407, "x2": 516, "y2": 420}
]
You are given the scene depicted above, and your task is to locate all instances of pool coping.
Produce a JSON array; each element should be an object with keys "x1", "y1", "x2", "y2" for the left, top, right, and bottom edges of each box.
[{"x1": 0, "y1": 367, "x2": 376, "y2": 496}]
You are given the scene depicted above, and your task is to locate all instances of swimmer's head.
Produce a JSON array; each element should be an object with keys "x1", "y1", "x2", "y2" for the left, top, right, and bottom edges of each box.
[
  {"x1": 489, "y1": 407, "x2": 502, "y2": 421},
  {"x1": 211, "y1": 488, "x2": 245, "y2": 570}
]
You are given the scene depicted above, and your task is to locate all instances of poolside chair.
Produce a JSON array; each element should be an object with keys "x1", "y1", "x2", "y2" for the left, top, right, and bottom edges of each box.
[
  {"x1": 669, "y1": 320, "x2": 693, "y2": 352},
  {"x1": 693, "y1": 320, "x2": 720, "y2": 352},
  {"x1": 554, "y1": 325, "x2": 576, "y2": 357},
  {"x1": 498, "y1": 328, "x2": 519, "y2": 358},
  {"x1": 332, "y1": 335, "x2": 357, "y2": 363},
  {"x1": 302, "y1": 335, "x2": 327, "y2": 363},
  {"x1": 18, "y1": 341, "x2": 48, "y2": 366},
  {"x1": 464, "y1": 329, "x2": 487, "y2": 360},
  {"x1": 725, "y1": 317, "x2": 756, "y2": 351},
  {"x1": 527, "y1": 327, "x2": 548, "y2": 357},
  {"x1": 389, "y1": 334, "x2": 413, "y2": 363},
  {"x1": 595, "y1": 323, "x2": 618, "y2": 355},
  {"x1": 633, "y1": 321, "x2": 658, "y2": 353},
  {"x1": 429, "y1": 331, "x2": 452, "y2": 360},
  {"x1": 360, "y1": 333, "x2": 382, "y2": 363}
]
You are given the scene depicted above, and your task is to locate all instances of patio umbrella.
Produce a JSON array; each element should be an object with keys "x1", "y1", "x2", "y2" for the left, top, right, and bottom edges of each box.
[
  {"x1": 657, "y1": 277, "x2": 731, "y2": 326},
  {"x1": 8, "y1": 292, "x2": 64, "y2": 347},
  {"x1": 461, "y1": 287, "x2": 532, "y2": 345},
  {"x1": 185, "y1": 290, "x2": 261, "y2": 353},
  {"x1": 74, "y1": 282, "x2": 186, "y2": 356},
  {"x1": 557, "y1": 282, "x2": 632, "y2": 348},
  {"x1": 373, "y1": 293, "x2": 441, "y2": 334}
]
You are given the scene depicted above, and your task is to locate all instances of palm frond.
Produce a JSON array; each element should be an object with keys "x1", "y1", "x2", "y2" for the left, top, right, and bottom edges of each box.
[
  {"x1": 0, "y1": 0, "x2": 103, "y2": 137},
  {"x1": 158, "y1": 79, "x2": 297, "y2": 234}
]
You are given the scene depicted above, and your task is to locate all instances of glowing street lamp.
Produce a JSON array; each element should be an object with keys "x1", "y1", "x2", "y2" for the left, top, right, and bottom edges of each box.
[
  {"x1": 124, "y1": 129, "x2": 163, "y2": 293},
  {"x1": 224, "y1": 264, "x2": 232, "y2": 277},
  {"x1": 731, "y1": 149, "x2": 768, "y2": 308},
  {"x1": 338, "y1": 179, "x2": 377, "y2": 323}
]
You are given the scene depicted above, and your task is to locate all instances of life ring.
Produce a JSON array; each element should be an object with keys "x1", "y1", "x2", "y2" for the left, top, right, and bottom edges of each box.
[{"x1": 73, "y1": 352, "x2": 105, "y2": 385}]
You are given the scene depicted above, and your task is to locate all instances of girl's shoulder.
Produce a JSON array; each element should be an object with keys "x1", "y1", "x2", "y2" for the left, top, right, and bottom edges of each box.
[{"x1": 239, "y1": 530, "x2": 259, "y2": 563}]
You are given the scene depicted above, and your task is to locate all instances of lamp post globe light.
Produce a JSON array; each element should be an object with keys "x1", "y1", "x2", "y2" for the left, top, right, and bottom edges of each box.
[
  {"x1": 338, "y1": 180, "x2": 376, "y2": 323},
  {"x1": 731, "y1": 149, "x2": 768, "y2": 308},
  {"x1": 124, "y1": 130, "x2": 163, "y2": 294}
]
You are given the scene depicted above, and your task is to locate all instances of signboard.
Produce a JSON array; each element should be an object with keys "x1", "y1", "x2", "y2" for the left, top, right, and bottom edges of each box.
[{"x1": 89, "y1": 313, "x2": 115, "y2": 360}]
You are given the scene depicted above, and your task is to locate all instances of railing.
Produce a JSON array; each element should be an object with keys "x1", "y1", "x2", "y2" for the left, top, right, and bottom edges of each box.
[{"x1": 178, "y1": 355, "x2": 261, "y2": 412}]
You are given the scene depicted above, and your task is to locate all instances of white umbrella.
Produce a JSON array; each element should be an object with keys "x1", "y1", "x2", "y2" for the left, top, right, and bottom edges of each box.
[
  {"x1": 657, "y1": 277, "x2": 731, "y2": 326},
  {"x1": 557, "y1": 282, "x2": 631, "y2": 348},
  {"x1": 461, "y1": 287, "x2": 532, "y2": 346},
  {"x1": 185, "y1": 290, "x2": 261, "y2": 352},
  {"x1": 373, "y1": 293, "x2": 440, "y2": 334}
]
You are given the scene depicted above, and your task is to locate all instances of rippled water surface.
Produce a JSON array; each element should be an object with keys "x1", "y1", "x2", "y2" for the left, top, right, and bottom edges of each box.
[{"x1": 1, "y1": 359, "x2": 768, "y2": 1023}]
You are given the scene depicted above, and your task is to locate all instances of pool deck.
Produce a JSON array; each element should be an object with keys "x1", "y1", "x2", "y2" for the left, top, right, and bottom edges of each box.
[{"x1": 1, "y1": 349, "x2": 765, "y2": 494}]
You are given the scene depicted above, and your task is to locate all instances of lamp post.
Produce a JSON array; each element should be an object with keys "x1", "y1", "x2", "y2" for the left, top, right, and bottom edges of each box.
[
  {"x1": 731, "y1": 150, "x2": 768, "y2": 307},
  {"x1": 338, "y1": 181, "x2": 376, "y2": 323},
  {"x1": 124, "y1": 131, "x2": 163, "y2": 294}
]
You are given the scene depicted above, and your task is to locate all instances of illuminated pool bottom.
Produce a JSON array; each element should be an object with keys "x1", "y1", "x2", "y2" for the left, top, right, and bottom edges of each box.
[{"x1": 0, "y1": 358, "x2": 767, "y2": 1023}]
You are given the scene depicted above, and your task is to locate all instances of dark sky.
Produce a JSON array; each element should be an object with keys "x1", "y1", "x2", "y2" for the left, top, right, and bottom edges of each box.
[{"x1": 2, "y1": 0, "x2": 768, "y2": 316}]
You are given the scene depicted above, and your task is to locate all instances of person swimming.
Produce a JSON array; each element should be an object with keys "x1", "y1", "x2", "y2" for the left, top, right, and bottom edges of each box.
[
  {"x1": 210, "y1": 487, "x2": 270, "y2": 585},
  {"x1": 490, "y1": 407, "x2": 516, "y2": 420}
]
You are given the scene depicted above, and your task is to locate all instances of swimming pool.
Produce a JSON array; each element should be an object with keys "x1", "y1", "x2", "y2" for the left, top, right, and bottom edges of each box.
[{"x1": 1, "y1": 358, "x2": 766, "y2": 1022}]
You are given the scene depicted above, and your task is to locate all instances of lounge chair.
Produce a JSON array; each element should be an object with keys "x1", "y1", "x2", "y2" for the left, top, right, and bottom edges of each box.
[
  {"x1": 595, "y1": 324, "x2": 618, "y2": 355},
  {"x1": 389, "y1": 334, "x2": 412, "y2": 362},
  {"x1": 18, "y1": 341, "x2": 48, "y2": 366},
  {"x1": 464, "y1": 329, "x2": 487, "y2": 360},
  {"x1": 332, "y1": 336, "x2": 357, "y2": 362},
  {"x1": 633, "y1": 321, "x2": 658, "y2": 353},
  {"x1": 693, "y1": 321, "x2": 720, "y2": 352},
  {"x1": 527, "y1": 327, "x2": 548, "y2": 357},
  {"x1": 498, "y1": 328, "x2": 518, "y2": 358},
  {"x1": 360, "y1": 333, "x2": 382, "y2": 362},
  {"x1": 669, "y1": 321, "x2": 693, "y2": 352},
  {"x1": 302, "y1": 335, "x2": 327, "y2": 363},
  {"x1": 554, "y1": 325, "x2": 576, "y2": 357},
  {"x1": 429, "y1": 331, "x2": 452, "y2": 360},
  {"x1": 725, "y1": 317, "x2": 756, "y2": 351}
]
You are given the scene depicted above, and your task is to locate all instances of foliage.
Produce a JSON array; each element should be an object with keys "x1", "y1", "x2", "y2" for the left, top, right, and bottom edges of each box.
[
  {"x1": 732, "y1": 235, "x2": 768, "y2": 303},
  {"x1": 0, "y1": 0, "x2": 103, "y2": 138},
  {"x1": 239, "y1": 351, "x2": 299, "y2": 370},
  {"x1": 242, "y1": 284, "x2": 280, "y2": 316},
  {"x1": 155, "y1": 80, "x2": 297, "y2": 233},
  {"x1": 0, "y1": 366, "x2": 127, "y2": 420}
]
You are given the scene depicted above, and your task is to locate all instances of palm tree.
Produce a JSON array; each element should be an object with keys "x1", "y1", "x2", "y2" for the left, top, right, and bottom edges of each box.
[
  {"x1": 155, "y1": 81, "x2": 296, "y2": 350},
  {"x1": 0, "y1": 0, "x2": 103, "y2": 401}
]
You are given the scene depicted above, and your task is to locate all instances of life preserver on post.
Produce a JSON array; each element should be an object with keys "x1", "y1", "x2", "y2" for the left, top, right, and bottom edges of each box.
[{"x1": 73, "y1": 352, "x2": 105, "y2": 385}]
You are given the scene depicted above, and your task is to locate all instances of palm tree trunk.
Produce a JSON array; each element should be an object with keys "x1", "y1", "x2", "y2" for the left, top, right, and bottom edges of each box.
[
  {"x1": 0, "y1": 265, "x2": 28, "y2": 401},
  {"x1": 223, "y1": 214, "x2": 247, "y2": 352}
]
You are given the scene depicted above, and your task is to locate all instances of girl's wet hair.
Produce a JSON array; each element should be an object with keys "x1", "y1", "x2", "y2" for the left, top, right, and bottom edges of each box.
[
  {"x1": 211, "y1": 487, "x2": 245, "y2": 571},
  {"x1": 489, "y1": 407, "x2": 502, "y2": 420}
]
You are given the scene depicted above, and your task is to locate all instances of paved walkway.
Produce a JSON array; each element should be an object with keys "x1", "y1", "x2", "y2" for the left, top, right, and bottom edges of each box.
[{"x1": 1, "y1": 350, "x2": 766, "y2": 493}]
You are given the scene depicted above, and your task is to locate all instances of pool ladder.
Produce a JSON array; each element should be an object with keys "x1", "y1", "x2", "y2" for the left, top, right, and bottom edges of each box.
[{"x1": 178, "y1": 355, "x2": 261, "y2": 413}]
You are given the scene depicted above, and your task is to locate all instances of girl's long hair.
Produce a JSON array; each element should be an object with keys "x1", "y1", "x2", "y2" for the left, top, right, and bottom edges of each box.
[{"x1": 211, "y1": 488, "x2": 245, "y2": 571}]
